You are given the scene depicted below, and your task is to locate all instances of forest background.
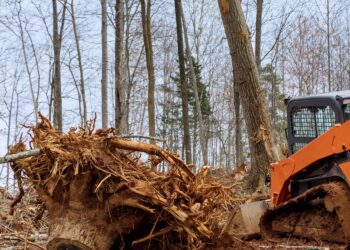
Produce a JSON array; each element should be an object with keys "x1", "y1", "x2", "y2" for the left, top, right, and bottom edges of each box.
[{"x1": 0, "y1": 0, "x2": 349, "y2": 189}]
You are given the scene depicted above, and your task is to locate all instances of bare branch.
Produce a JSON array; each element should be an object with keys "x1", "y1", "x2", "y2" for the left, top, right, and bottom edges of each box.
[{"x1": 0, "y1": 148, "x2": 41, "y2": 164}]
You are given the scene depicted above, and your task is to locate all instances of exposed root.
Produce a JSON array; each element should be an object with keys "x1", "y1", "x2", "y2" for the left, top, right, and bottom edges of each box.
[{"x1": 8, "y1": 114, "x2": 241, "y2": 249}]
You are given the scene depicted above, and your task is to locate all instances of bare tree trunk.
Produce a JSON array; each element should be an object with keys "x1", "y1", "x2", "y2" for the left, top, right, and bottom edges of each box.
[
  {"x1": 174, "y1": 0, "x2": 192, "y2": 164},
  {"x1": 218, "y1": 0, "x2": 282, "y2": 190},
  {"x1": 71, "y1": 0, "x2": 87, "y2": 127},
  {"x1": 232, "y1": 1, "x2": 244, "y2": 168},
  {"x1": 180, "y1": 3, "x2": 208, "y2": 165},
  {"x1": 101, "y1": 0, "x2": 108, "y2": 128},
  {"x1": 52, "y1": 0, "x2": 65, "y2": 131},
  {"x1": 326, "y1": 0, "x2": 331, "y2": 92},
  {"x1": 140, "y1": 0, "x2": 156, "y2": 144},
  {"x1": 48, "y1": 62, "x2": 55, "y2": 120},
  {"x1": 123, "y1": 0, "x2": 132, "y2": 135},
  {"x1": 115, "y1": 0, "x2": 124, "y2": 134},
  {"x1": 255, "y1": 0, "x2": 263, "y2": 70},
  {"x1": 253, "y1": 0, "x2": 264, "y2": 170},
  {"x1": 115, "y1": 0, "x2": 140, "y2": 136}
]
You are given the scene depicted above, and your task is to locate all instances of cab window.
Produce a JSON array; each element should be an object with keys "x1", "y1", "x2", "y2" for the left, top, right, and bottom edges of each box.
[
  {"x1": 291, "y1": 106, "x2": 336, "y2": 138},
  {"x1": 343, "y1": 104, "x2": 350, "y2": 121}
]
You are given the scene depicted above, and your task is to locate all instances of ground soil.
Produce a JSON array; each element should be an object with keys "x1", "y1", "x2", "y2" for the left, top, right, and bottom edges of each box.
[{"x1": 0, "y1": 187, "x2": 347, "y2": 250}]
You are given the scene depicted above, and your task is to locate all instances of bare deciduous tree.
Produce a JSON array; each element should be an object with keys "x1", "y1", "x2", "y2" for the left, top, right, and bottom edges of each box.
[
  {"x1": 174, "y1": 0, "x2": 192, "y2": 164},
  {"x1": 180, "y1": 2, "x2": 208, "y2": 165},
  {"x1": 255, "y1": 0, "x2": 263, "y2": 70},
  {"x1": 71, "y1": 0, "x2": 87, "y2": 127},
  {"x1": 101, "y1": 0, "x2": 108, "y2": 128},
  {"x1": 140, "y1": 0, "x2": 156, "y2": 144},
  {"x1": 52, "y1": 0, "x2": 67, "y2": 131},
  {"x1": 115, "y1": 0, "x2": 125, "y2": 134}
]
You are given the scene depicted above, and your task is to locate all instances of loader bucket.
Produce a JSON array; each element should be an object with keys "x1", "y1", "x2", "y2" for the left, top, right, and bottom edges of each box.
[{"x1": 228, "y1": 200, "x2": 269, "y2": 239}]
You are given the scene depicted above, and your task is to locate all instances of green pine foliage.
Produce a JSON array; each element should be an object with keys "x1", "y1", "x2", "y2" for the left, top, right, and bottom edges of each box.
[
  {"x1": 260, "y1": 64, "x2": 287, "y2": 145},
  {"x1": 159, "y1": 58, "x2": 214, "y2": 150}
]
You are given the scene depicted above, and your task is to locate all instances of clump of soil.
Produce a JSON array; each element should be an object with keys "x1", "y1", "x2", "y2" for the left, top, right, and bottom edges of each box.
[{"x1": 9, "y1": 114, "x2": 242, "y2": 249}]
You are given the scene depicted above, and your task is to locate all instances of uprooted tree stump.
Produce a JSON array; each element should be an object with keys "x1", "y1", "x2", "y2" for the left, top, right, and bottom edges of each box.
[{"x1": 9, "y1": 114, "x2": 240, "y2": 249}]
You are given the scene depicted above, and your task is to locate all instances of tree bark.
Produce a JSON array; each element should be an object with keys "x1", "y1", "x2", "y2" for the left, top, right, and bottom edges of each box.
[
  {"x1": 174, "y1": 0, "x2": 192, "y2": 164},
  {"x1": 179, "y1": 3, "x2": 208, "y2": 165},
  {"x1": 140, "y1": 0, "x2": 156, "y2": 144},
  {"x1": 101, "y1": 0, "x2": 108, "y2": 128},
  {"x1": 326, "y1": 0, "x2": 331, "y2": 92},
  {"x1": 218, "y1": 0, "x2": 282, "y2": 190},
  {"x1": 0, "y1": 149, "x2": 41, "y2": 164},
  {"x1": 71, "y1": 0, "x2": 87, "y2": 127},
  {"x1": 123, "y1": 0, "x2": 132, "y2": 135},
  {"x1": 52, "y1": 0, "x2": 65, "y2": 131},
  {"x1": 115, "y1": 0, "x2": 124, "y2": 134},
  {"x1": 255, "y1": 0, "x2": 263, "y2": 70}
]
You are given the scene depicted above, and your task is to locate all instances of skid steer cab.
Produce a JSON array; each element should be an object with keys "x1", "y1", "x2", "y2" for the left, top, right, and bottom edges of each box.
[
  {"x1": 235, "y1": 91, "x2": 350, "y2": 244},
  {"x1": 271, "y1": 90, "x2": 350, "y2": 207}
]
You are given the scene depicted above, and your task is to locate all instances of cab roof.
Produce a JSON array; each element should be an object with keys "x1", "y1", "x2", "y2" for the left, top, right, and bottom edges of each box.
[{"x1": 285, "y1": 90, "x2": 350, "y2": 105}]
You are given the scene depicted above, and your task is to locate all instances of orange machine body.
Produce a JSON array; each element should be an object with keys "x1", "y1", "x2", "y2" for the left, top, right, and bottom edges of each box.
[{"x1": 270, "y1": 120, "x2": 350, "y2": 207}]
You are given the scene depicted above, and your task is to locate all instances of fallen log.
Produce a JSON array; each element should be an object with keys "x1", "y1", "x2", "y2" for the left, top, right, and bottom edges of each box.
[{"x1": 8, "y1": 113, "x2": 240, "y2": 249}]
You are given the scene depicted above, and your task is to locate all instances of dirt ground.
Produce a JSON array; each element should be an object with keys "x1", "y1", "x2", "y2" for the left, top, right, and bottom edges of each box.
[
  {"x1": 0, "y1": 210, "x2": 347, "y2": 249},
  {"x1": 0, "y1": 237, "x2": 345, "y2": 250},
  {"x1": 0, "y1": 171, "x2": 347, "y2": 249},
  {"x1": 0, "y1": 189, "x2": 345, "y2": 250},
  {"x1": 206, "y1": 235, "x2": 346, "y2": 250}
]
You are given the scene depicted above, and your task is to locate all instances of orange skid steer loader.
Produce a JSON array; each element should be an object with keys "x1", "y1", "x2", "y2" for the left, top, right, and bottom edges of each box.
[{"x1": 237, "y1": 91, "x2": 350, "y2": 245}]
